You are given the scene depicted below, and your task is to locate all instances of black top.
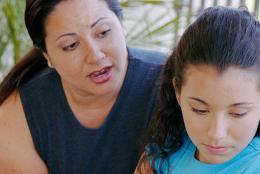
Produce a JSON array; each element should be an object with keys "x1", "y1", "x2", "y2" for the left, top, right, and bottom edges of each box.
[{"x1": 19, "y1": 47, "x2": 166, "y2": 174}]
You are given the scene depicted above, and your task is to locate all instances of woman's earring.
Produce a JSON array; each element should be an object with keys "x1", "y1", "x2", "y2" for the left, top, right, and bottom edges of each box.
[
  {"x1": 43, "y1": 52, "x2": 54, "y2": 68},
  {"x1": 47, "y1": 61, "x2": 54, "y2": 68}
]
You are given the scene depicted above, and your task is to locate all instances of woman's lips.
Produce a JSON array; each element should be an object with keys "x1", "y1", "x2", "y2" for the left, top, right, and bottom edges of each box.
[
  {"x1": 88, "y1": 66, "x2": 112, "y2": 84},
  {"x1": 203, "y1": 144, "x2": 229, "y2": 155}
]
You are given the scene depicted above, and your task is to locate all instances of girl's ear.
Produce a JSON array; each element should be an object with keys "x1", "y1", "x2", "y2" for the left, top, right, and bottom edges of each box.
[
  {"x1": 42, "y1": 52, "x2": 54, "y2": 68},
  {"x1": 172, "y1": 78, "x2": 181, "y2": 106}
]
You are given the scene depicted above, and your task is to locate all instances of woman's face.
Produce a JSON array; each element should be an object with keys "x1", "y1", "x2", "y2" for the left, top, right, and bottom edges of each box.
[
  {"x1": 43, "y1": 0, "x2": 128, "y2": 97},
  {"x1": 175, "y1": 65, "x2": 260, "y2": 164}
]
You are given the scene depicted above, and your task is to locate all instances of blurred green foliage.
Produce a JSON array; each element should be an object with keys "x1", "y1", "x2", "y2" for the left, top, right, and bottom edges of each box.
[
  {"x1": 0, "y1": 0, "x2": 30, "y2": 70},
  {"x1": 121, "y1": 0, "x2": 183, "y2": 51}
]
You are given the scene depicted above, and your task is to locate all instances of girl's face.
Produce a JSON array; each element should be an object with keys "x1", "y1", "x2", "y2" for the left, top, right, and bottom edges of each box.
[
  {"x1": 175, "y1": 65, "x2": 260, "y2": 164},
  {"x1": 43, "y1": 0, "x2": 127, "y2": 97}
]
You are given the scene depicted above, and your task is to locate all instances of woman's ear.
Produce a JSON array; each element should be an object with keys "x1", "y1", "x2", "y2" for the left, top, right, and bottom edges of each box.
[
  {"x1": 172, "y1": 78, "x2": 181, "y2": 106},
  {"x1": 43, "y1": 52, "x2": 54, "y2": 68}
]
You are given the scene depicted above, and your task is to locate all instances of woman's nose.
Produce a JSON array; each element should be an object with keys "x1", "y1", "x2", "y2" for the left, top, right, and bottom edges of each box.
[{"x1": 83, "y1": 39, "x2": 105, "y2": 64}]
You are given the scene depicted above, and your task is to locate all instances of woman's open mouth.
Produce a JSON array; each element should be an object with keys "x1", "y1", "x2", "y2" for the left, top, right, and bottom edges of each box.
[{"x1": 88, "y1": 66, "x2": 112, "y2": 84}]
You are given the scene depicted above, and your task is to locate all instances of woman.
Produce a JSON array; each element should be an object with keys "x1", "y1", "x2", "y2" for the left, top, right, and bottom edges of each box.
[
  {"x1": 135, "y1": 6, "x2": 260, "y2": 174},
  {"x1": 0, "y1": 0, "x2": 165, "y2": 173}
]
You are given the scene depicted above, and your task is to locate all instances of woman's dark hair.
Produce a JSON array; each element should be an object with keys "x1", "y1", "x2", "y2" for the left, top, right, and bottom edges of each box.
[
  {"x1": 143, "y1": 6, "x2": 260, "y2": 174},
  {"x1": 0, "y1": 0, "x2": 123, "y2": 105}
]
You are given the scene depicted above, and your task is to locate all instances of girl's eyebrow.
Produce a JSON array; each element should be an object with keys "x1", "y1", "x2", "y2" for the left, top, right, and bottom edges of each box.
[
  {"x1": 188, "y1": 97, "x2": 209, "y2": 106},
  {"x1": 229, "y1": 102, "x2": 253, "y2": 107},
  {"x1": 189, "y1": 97, "x2": 253, "y2": 108}
]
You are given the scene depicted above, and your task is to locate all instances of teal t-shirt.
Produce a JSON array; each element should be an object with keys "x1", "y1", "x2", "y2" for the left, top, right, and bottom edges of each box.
[{"x1": 152, "y1": 135, "x2": 260, "y2": 174}]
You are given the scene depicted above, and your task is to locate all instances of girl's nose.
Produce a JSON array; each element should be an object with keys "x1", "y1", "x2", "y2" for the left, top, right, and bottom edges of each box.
[{"x1": 207, "y1": 114, "x2": 228, "y2": 141}]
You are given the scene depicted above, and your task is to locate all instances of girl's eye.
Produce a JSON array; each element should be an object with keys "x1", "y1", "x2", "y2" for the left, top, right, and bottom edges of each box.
[
  {"x1": 230, "y1": 112, "x2": 247, "y2": 118},
  {"x1": 63, "y1": 42, "x2": 79, "y2": 51},
  {"x1": 97, "y1": 29, "x2": 112, "y2": 39},
  {"x1": 192, "y1": 108, "x2": 209, "y2": 115}
]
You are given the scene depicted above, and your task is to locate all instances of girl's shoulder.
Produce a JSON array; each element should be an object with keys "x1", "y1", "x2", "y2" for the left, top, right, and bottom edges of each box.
[
  {"x1": 248, "y1": 136, "x2": 260, "y2": 152},
  {"x1": 149, "y1": 134, "x2": 195, "y2": 173}
]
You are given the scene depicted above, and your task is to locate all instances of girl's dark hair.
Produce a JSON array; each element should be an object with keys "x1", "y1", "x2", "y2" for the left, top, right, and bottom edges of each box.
[
  {"x1": 0, "y1": 0, "x2": 123, "y2": 105},
  {"x1": 143, "y1": 6, "x2": 260, "y2": 173}
]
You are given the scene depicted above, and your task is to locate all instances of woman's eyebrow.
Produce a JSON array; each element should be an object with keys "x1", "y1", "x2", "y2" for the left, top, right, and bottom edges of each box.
[
  {"x1": 91, "y1": 17, "x2": 108, "y2": 28},
  {"x1": 55, "y1": 17, "x2": 108, "y2": 41}
]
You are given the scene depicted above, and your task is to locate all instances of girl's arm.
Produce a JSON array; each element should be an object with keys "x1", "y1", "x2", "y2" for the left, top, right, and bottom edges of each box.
[{"x1": 134, "y1": 153, "x2": 154, "y2": 174}]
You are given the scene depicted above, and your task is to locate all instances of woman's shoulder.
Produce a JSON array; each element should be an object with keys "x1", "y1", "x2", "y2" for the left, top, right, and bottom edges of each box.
[
  {"x1": 0, "y1": 91, "x2": 24, "y2": 120},
  {"x1": 0, "y1": 92, "x2": 48, "y2": 173},
  {"x1": 20, "y1": 67, "x2": 57, "y2": 87},
  {"x1": 127, "y1": 47, "x2": 167, "y2": 65},
  {"x1": 0, "y1": 91, "x2": 30, "y2": 146},
  {"x1": 0, "y1": 91, "x2": 32, "y2": 154}
]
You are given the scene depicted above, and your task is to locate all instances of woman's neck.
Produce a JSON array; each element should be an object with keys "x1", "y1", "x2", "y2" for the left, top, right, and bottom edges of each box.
[
  {"x1": 62, "y1": 80, "x2": 119, "y2": 109},
  {"x1": 60, "y1": 78, "x2": 121, "y2": 128}
]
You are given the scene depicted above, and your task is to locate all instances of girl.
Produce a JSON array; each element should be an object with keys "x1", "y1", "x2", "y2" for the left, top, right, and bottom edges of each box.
[{"x1": 136, "y1": 6, "x2": 260, "y2": 174}]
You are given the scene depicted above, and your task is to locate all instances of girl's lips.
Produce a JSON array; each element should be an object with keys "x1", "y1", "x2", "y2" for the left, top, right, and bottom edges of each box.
[
  {"x1": 88, "y1": 66, "x2": 112, "y2": 84},
  {"x1": 203, "y1": 144, "x2": 229, "y2": 155}
]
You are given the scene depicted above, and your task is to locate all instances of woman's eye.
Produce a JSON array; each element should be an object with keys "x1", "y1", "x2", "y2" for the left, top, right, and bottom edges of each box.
[
  {"x1": 97, "y1": 29, "x2": 112, "y2": 38},
  {"x1": 192, "y1": 108, "x2": 209, "y2": 115},
  {"x1": 63, "y1": 42, "x2": 79, "y2": 51},
  {"x1": 230, "y1": 112, "x2": 247, "y2": 118}
]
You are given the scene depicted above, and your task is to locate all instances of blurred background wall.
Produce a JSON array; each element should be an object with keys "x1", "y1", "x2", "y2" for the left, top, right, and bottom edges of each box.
[{"x1": 0, "y1": 0, "x2": 259, "y2": 76}]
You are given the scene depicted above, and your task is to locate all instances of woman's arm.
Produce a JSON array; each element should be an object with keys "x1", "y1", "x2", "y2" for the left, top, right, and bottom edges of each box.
[{"x1": 0, "y1": 92, "x2": 48, "y2": 174}]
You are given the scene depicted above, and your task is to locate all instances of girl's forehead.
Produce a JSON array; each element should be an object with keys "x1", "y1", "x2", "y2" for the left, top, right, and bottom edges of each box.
[
  {"x1": 181, "y1": 65, "x2": 260, "y2": 102},
  {"x1": 184, "y1": 65, "x2": 257, "y2": 80}
]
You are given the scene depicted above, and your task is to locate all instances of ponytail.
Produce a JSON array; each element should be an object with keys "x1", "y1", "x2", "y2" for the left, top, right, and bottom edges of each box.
[
  {"x1": 150, "y1": 54, "x2": 183, "y2": 148},
  {"x1": 0, "y1": 47, "x2": 47, "y2": 105},
  {"x1": 137, "y1": 54, "x2": 184, "y2": 174}
]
